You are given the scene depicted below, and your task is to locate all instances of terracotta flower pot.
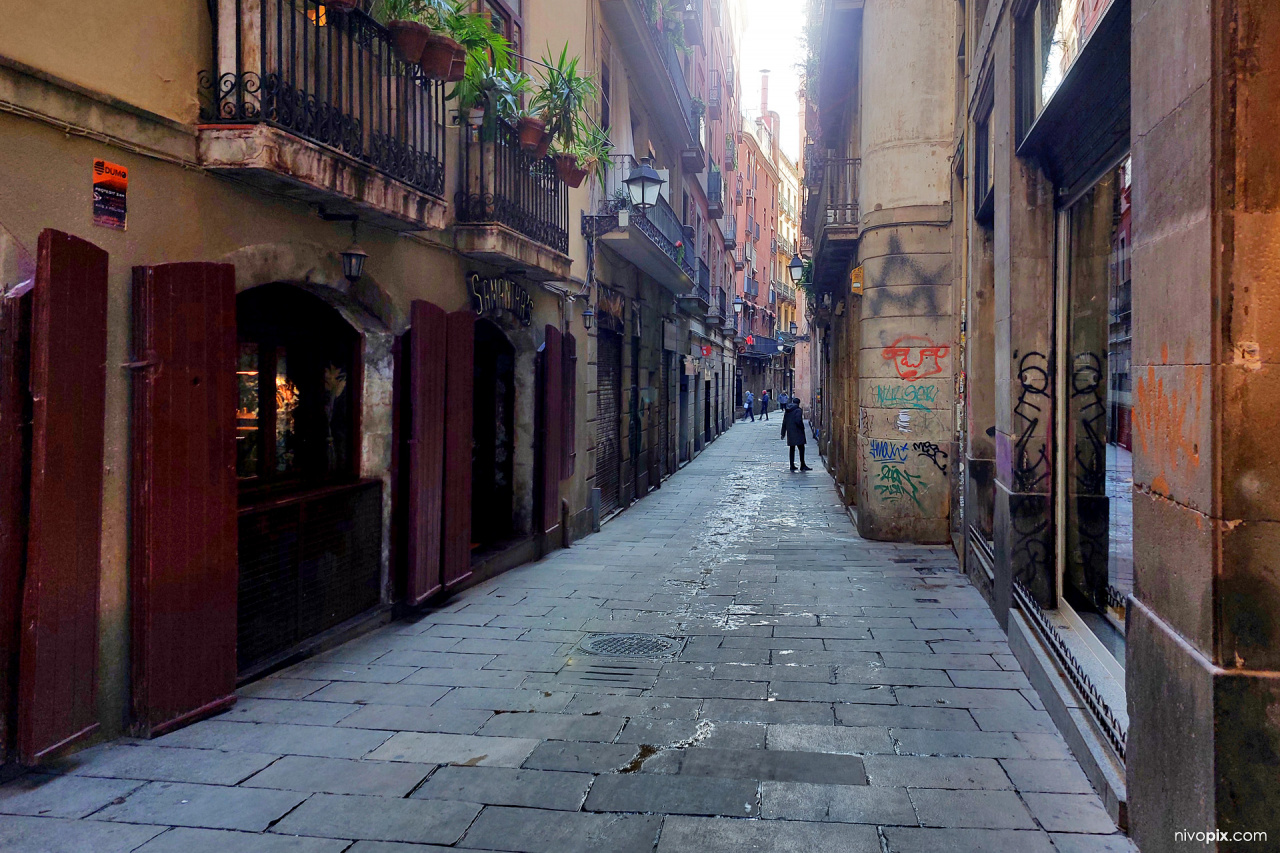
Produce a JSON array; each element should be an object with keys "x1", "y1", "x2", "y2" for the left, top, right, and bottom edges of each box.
[
  {"x1": 533, "y1": 134, "x2": 553, "y2": 160},
  {"x1": 517, "y1": 117, "x2": 547, "y2": 151},
  {"x1": 420, "y1": 32, "x2": 462, "y2": 81},
  {"x1": 387, "y1": 21, "x2": 431, "y2": 68},
  {"x1": 446, "y1": 48, "x2": 467, "y2": 83},
  {"x1": 555, "y1": 154, "x2": 588, "y2": 188}
]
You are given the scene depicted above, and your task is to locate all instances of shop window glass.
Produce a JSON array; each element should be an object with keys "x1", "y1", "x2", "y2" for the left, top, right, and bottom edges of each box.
[
  {"x1": 1060, "y1": 156, "x2": 1132, "y2": 663},
  {"x1": 236, "y1": 284, "x2": 359, "y2": 494}
]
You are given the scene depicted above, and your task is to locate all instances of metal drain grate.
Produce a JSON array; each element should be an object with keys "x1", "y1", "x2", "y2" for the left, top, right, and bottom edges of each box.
[{"x1": 576, "y1": 633, "x2": 685, "y2": 660}]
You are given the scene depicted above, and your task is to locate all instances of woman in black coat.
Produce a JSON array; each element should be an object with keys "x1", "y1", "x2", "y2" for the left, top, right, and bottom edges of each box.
[{"x1": 781, "y1": 399, "x2": 812, "y2": 471}]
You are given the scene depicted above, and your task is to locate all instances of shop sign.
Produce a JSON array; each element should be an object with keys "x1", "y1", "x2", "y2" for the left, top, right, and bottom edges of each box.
[
  {"x1": 468, "y1": 273, "x2": 532, "y2": 326},
  {"x1": 92, "y1": 159, "x2": 128, "y2": 230},
  {"x1": 701, "y1": 344, "x2": 713, "y2": 357},
  {"x1": 850, "y1": 266, "x2": 863, "y2": 294}
]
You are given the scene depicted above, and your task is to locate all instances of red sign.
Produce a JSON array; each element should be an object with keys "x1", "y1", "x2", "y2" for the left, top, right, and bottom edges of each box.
[
  {"x1": 92, "y1": 159, "x2": 128, "y2": 230},
  {"x1": 745, "y1": 335, "x2": 754, "y2": 346},
  {"x1": 701, "y1": 345, "x2": 713, "y2": 357}
]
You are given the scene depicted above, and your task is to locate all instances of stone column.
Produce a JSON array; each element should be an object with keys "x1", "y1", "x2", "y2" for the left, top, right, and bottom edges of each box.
[
  {"x1": 855, "y1": 0, "x2": 957, "y2": 543},
  {"x1": 1126, "y1": 0, "x2": 1280, "y2": 846}
]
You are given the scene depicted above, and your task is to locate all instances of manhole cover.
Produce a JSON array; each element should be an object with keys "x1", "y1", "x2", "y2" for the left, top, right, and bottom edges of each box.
[{"x1": 576, "y1": 633, "x2": 685, "y2": 660}]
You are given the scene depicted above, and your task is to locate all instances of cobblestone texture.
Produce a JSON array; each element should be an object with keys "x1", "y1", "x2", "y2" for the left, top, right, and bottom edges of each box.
[{"x1": 0, "y1": 421, "x2": 1135, "y2": 851}]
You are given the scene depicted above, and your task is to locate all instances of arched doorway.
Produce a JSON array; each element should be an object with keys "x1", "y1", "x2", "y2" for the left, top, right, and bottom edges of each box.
[
  {"x1": 472, "y1": 319, "x2": 516, "y2": 551},
  {"x1": 235, "y1": 283, "x2": 381, "y2": 677}
]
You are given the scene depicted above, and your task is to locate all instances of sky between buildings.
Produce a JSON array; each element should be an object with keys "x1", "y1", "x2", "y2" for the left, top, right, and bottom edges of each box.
[{"x1": 738, "y1": 0, "x2": 806, "y2": 162}]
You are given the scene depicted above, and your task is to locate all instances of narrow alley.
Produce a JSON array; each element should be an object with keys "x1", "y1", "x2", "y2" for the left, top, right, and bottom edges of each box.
[{"x1": 2, "y1": 422, "x2": 1131, "y2": 853}]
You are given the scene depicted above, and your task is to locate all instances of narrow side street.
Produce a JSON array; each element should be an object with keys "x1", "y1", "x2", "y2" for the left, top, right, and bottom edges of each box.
[{"x1": 1, "y1": 421, "x2": 1131, "y2": 853}]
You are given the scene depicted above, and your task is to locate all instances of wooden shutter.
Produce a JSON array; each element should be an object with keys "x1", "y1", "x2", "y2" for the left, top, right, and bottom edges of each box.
[
  {"x1": 0, "y1": 283, "x2": 33, "y2": 763},
  {"x1": 405, "y1": 300, "x2": 446, "y2": 605},
  {"x1": 561, "y1": 332, "x2": 577, "y2": 481},
  {"x1": 536, "y1": 325, "x2": 563, "y2": 536},
  {"x1": 442, "y1": 311, "x2": 474, "y2": 589},
  {"x1": 130, "y1": 263, "x2": 238, "y2": 737},
  {"x1": 17, "y1": 230, "x2": 109, "y2": 764}
]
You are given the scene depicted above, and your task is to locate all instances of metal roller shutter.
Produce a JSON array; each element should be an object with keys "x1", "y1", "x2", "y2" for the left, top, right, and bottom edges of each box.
[{"x1": 596, "y1": 331, "x2": 623, "y2": 515}]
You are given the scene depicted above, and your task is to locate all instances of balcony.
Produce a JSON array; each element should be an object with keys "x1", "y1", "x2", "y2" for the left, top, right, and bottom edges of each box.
[
  {"x1": 707, "y1": 169, "x2": 724, "y2": 219},
  {"x1": 733, "y1": 245, "x2": 746, "y2": 271},
  {"x1": 775, "y1": 280, "x2": 797, "y2": 303},
  {"x1": 455, "y1": 120, "x2": 571, "y2": 281},
  {"x1": 198, "y1": 0, "x2": 448, "y2": 231},
  {"x1": 583, "y1": 155, "x2": 695, "y2": 294},
  {"x1": 679, "y1": 259, "x2": 713, "y2": 315},
  {"x1": 708, "y1": 71, "x2": 723, "y2": 120},
  {"x1": 683, "y1": 1, "x2": 705, "y2": 47},
  {"x1": 706, "y1": 286, "x2": 728, "y2": 327},
  {"x1": 811, "y1": 156, "x2": 861, "y2": 289},
  {"x1": 723, "y1": 214, "x2": 737, "y2": 249},
  {"x1": 600, "y1": 0, "x2": 701, "y2": 157},
  {"x1": 745, "y1": 275, "x2": 759, "y2": 297}
]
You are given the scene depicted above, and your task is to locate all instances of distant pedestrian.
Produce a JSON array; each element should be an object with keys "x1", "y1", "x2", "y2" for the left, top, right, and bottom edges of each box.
[
  {"x1": 778, "y1": 391, "x2": 789, "y2": 408},
  {"x1": 760, "y1": 390, "x2": 770, "y2": 420},
  {"x1": 781, "y1": 396, "x2": 811, "y2": 471},
  {"x1": 743, "y1": 390, "x2": 755, "y2": 422}
]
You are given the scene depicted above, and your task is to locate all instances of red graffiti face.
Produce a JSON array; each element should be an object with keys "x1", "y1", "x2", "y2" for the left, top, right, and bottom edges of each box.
[{"x1": 882, "y1": 336, "x2": 950, "y2": 381}]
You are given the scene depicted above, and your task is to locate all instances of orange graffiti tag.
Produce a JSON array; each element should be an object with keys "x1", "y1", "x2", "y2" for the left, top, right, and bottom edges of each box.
[
  {"x1": 1134, "y1": 363, "x2": 1203, "y2": 495},
  {"x1": 881, "y1": 336, "x2": 950, "y2": 381}
]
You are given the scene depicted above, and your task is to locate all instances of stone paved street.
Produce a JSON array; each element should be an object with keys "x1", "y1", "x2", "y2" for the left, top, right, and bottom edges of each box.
[{"x1": 0, "y1": 421, "x2": 1134, "y2": 852}]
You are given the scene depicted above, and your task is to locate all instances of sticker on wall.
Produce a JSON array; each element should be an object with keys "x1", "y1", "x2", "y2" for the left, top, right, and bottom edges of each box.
[
  {"x1": 92, "y1": 159, "x2": 128, "y2": 230},
  {"x1": 701, "y1": 344, "x2": 713, "y2": 357},
  {"x1": 850, "y1": 265, "x2": 863, "y2": 294}
]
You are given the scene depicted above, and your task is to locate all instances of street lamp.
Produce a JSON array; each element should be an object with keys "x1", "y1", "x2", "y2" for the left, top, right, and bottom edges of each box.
[
  {"x1": 623, "y1": 156, "x2": 663, "y2": 210},
  {"x1": 788, "y1": 253, "x2": 804, "y2": 283},
  {"x1": 581, "y1": 305, "x2": 594, "y2": 330},
  {"x1": 790, "y1": 321, "x2": 798, "y2": 336},
  {"x1": 341, "y1": 242, "x2": 368, "y2": 284},
  {"x1": 733, "y1": 295, "x2": 744, "y2": 314}
]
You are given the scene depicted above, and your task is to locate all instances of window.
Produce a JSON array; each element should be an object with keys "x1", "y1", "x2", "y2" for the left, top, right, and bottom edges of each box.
[
  {"x1": 484, "y1": 0, "x2": 522, "y2": 67},
  {"x1": 974, "y1": 106, "x2": 995, "y2": 223},
  {"x1": 1018, "y1": 0, "x2": 1102, "y2": 136},
  {"x1": 601, "y1": 58, "x2": 612, "y2": 133},
  {"x1": 236, "y1": 285, "x2": 360, "y2": 493}
]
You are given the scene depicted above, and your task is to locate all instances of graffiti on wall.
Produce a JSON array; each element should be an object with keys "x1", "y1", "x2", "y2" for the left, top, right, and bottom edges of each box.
[
  {"x1": 875, "y1": 465, "x2": 928, "y2": 509},
  {"x1": 912, "y1": 441, "x2": 949, "y2": 474},
  {"x1": 881, "y1": 336, "x2": 950, "y2": 381},
  {"x1": 872, "y1": 383, "x2": 938, "y2": 410},
  {"x1": 1072, "y1": 353, "x2": 1107, "y2": 494},
  {"x1": 869, "y1": 439, "x2": 911, "y2": 463},
  {"x1": 1133, "y1": 358, "x2": 1204, "y2": 495},
  {"x1": 1014, "y1": 352, "x2": 1051, "y2": 493}
]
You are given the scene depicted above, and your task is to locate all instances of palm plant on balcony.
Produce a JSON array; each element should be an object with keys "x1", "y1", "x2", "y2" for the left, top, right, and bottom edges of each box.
[
  {"x1": 375, "y1": 0, "x2": 507, "y2": 83},
  {"x1": 452, "y1": 62, "x2": 529, "y2": 130},
  {"x1": 553, "y1": 120, "x2": 612, "y2": 189},
  {"x1": 529, "y1": 46, "x2": 598, "y2": 163}
]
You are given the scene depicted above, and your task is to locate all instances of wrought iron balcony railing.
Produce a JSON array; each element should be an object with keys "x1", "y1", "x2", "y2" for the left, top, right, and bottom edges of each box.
[
  {"x1": 596, "y1": 154, "x2": 697, "y2": 281},
  {"x1": 824, "y1": 157, "x2": 861, "y2": 227},
  {"x1": 456, "y1": 120, "x2": 569, "y2": 254},
  {"x1": 723, "y1": 214, "x2": 737, "y2": 249},
  {"x1": 201, "y1": 0, "x2": 447, "y2": 197},
  {"x1": 696, "y1": 260, "x2": 712, "y2": 303}
]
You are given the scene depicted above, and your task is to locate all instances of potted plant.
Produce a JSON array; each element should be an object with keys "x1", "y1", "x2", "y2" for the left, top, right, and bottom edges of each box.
[
  {"x1": 378, "y1": 0, "x2": 432, "y2": 67},
  {"x1": 568, "y1": 121, "x2": 613, "y2": 190},
  {"x1": 532, "y1": 45, "x2": 599, "y2": 151},
  {"x1": 435, "y1": 2, "x2": 513, "y2": 83},
  {"x1": 413, "y1": 0, "x2": 463, "y2": 80},
  {"x1": 515, "y1": 105, "x2": 549, "y2": 153}
]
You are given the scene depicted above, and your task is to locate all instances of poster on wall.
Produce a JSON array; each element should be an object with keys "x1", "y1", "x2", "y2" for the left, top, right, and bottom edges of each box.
[{"x1": 92, "y1": 160, "x2": 128, "y2": 230}]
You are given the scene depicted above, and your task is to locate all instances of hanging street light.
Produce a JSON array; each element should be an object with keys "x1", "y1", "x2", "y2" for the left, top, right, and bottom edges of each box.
[
  {"x1": 733, "y1": 295, "x2": 744, "y2": 314},
  {"x1": 788, "y1": 253, "x2": 804, "y2": 283},
  {"x1": 581, "y1": 305, "x2": 595, "y2": 330},
  {"x1": 790, "y1": 321, "x2": 798, "y2": 336},
  {"x1": 341, "y1": 242, "x2": 368, "y2": 284},
  {"x1": 623, "y1": 156, "x2": 664, "y2": 210}
]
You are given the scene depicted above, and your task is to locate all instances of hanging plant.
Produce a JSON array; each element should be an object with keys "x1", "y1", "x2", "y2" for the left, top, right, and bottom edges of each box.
[{"x1": 532, "y1": 45, "x2": 600, "y2": 150}]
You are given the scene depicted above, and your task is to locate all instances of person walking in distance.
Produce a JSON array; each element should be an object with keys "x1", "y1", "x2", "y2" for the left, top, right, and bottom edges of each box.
[
  {"x1": 781, "y1": 395, "x2": 811, "y2": 471},
  {"x1": 743, "y1": 390, "x2": 755, "y2": 422},
  {"x1": 760, "y1": 389, "x2": 770, "y2": 421}
]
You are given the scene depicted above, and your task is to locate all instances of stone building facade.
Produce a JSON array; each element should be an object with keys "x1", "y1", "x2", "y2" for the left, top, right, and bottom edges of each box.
[{"x1": 805, "y1": 0, "x2": 1280, "y2": 844}]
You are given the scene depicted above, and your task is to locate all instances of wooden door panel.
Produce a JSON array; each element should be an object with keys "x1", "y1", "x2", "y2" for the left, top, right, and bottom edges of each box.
[
  {"x1": 131, "y1": 263, "x2": 238, "y2": 737},
  {"x1": 406, "y1": 300, "x2": 446, "y2": 605},
  {"x1": 536, "y1": 325, "x2": 562, "y2": 536},
  {"x1": 442, "y1": 311, "x2": 474, "y2": 589},
  {"x1": 561, "y1": 332, "x2": 577, "y2": 481},
  {"x1": 0, "y1": 283, "x2": 33, "y2": 762},
  {"x1": 17, "y1": 230, "x2": 109, "y2": 763}
]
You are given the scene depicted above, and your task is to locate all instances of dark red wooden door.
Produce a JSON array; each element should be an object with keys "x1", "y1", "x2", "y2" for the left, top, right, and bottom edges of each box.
[
  {"x1": 406, "y1": 300, "x2": 446, "y2": 605},
  {"x1": 561, "y1": 332, "x2": 577, "y2": 481},
  {"x1": 17, "y1": 230, "x2": 109, "y2": 764},
  {"x1": 130, "y1": 263, "x2": 238, "y2": 737},
  {"x1": 442, "y1": 311, "x2": 474, "y2": 589},
  {"x1": 536, "y1": 325, "x2": 563, "y2": 537},
  {"x1": 0, "y1": 282, "x2": 33, "y2": 763}
]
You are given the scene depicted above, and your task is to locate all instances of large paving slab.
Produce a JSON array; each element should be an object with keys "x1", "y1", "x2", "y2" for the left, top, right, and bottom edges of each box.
[{"x1": 0, "y1": 421, "x2": 1131, "y2": 850}]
